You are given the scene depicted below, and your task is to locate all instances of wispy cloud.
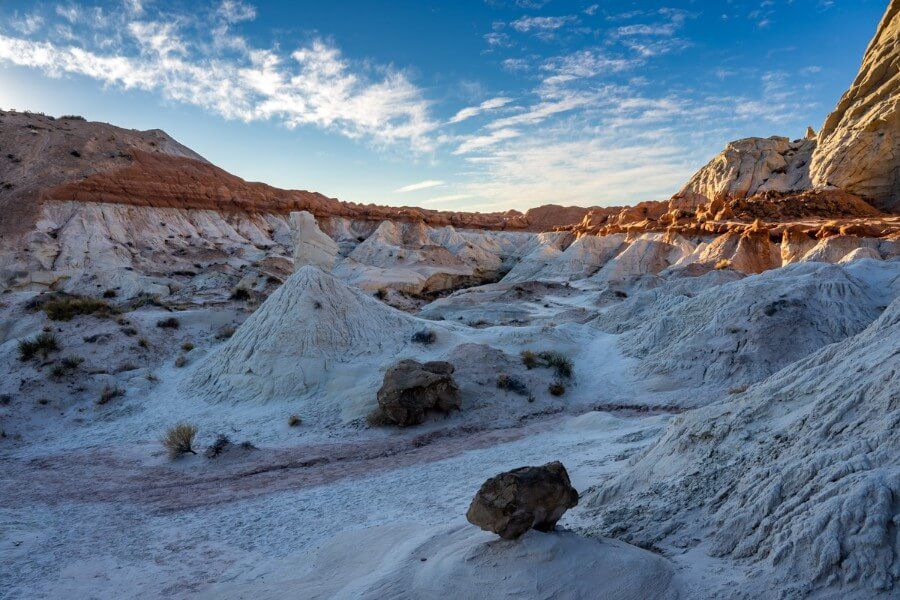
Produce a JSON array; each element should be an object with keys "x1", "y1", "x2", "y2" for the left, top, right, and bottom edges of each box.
[
  {"x1": 449, "y1": 96, "x2": 513, "y2": 123},
  {"x1": 419, "y1": 193, "x2": 474, "y2": 205},
  {"x1": 394, "y1": 180, "x2": 445, "y2": 193},
  {"x1": 453, "y1": 128, "x2": 521, "y2": 154},
  {"x1": 0, "y1": 2, "x2": 437, "y2": 151}
]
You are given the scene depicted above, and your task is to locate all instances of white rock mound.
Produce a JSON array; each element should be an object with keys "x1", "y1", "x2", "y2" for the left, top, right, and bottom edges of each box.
[
  {"x1": 199, "y1": 524, "x2": 678, "y2": 600},
  {"x1": 184, "y1": 266, "x2": 424, "y2": 406},
  {"x1": 600, "y1": 262, "x2": 891, "y2": 390},
  {"x1": 674, "y1": 136, "x2": 815, "y2": 206},
  {"x1": 588, "y1": 292, "x2": 900, "y2": 595}
]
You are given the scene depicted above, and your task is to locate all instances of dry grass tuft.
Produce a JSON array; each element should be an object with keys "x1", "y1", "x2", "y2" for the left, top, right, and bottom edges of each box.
[
  {"x1": 162, "y1": 423, "x2": 198, "y2": 459},
  {"x1": 97, "y1": 385, "x2": 122, "y2": 405},
  {"x1": 43, "y1": 296, "x2": 115, "y2": 321},
  {"x1": 548, "y1": 381, "x2": 566, "y2": 396},
  {"x1": 715, "y1": 259, "x2": 732, "y2": 270}
]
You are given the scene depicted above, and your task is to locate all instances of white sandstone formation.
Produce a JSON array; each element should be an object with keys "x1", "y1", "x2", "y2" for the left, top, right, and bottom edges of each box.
[
  {"x1": 290, "y1": 211, "x2": 338, "y2": 270},
  {"x1": 199, "y1": 524, "x2": 678, "y2": 600},
  {"x1": 184, "y1": 266, "x2": 427, "y2": 411},
  {"x1": 588, "y1": 282, "x2": 900, "y2": 596},
  {"x1": 810, "y1": 0, "x2": 900, "y2": 211},
  {"x1": 674, "y1": 136, "x2": 815, "y2": 206},
  {"x1": 598, "y1": 261, "x2": 893, "y2": 391}
]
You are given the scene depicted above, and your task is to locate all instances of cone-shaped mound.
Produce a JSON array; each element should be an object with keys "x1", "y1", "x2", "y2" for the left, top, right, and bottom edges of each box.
[{"x1": 184, "y1": 266, "x2": 423, "y2": 404}]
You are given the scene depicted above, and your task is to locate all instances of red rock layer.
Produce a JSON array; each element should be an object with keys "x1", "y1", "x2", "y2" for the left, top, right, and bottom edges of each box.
[
  {"x1": 45, "y1": 149, "x2": 598, "y2": 232},
  {"x1": 564, "y1": 190, "x2": 900, "y2": 241}
]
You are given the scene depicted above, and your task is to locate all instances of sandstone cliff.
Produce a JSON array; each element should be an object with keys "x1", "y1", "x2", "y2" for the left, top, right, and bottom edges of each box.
[{"x1": 810, "y1": 0, "x2": 900, "y2": 212}]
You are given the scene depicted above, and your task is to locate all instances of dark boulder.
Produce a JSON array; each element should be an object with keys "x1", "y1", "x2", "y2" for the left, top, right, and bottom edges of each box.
[
  {"x1": 372, "y1": 359, "x2": 460, "y2": 426},
  {"x1": 466, "y1": 461, "x2": 578, "y2": 539}
]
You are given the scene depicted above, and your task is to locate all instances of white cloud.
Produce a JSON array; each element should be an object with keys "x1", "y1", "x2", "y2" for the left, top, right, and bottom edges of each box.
[
  {"x1": 0, "y1": 8, "x2": 437, "y2": 152},
  {"x1": 453, "y1": 128, "x2": 521, "y2": 154},
  {"x1": 510, "y1": 15, "x2": 577, "y2": 39},
  {"x1": 449, "y1": 96, "x2": 513, "y2": 124},
  {"x1": 11, "y1": 13, "x2": 44, "y2": 35},
  {"x1": 217, "y1": 0, "x2": 256, "y2": 23},
  {"x1": 395, "y1": 180, "x2": 445, "y2": 193}
]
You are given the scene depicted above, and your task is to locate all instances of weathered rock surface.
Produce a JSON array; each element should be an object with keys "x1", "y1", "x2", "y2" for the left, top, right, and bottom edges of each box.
[
  {"x1": 674, "y1": 136, "x2": 816, "y2": 207},
  {"x1": 373, "y1": 359, "x2": 461, "y2": 426},
  {"x1": 466, "y1": 461, "x2": 579, "y2": 539},
  {"x1": 810, "y1": 0, "x2": 900, "y2": 212},
  {"x1": 291, "y1": 210, "x2": 338, "y2": 270},
  {"x1": 588, "y1": 290, "x2": 900, "y2": 595},
  {"x1": 185, "y1": 266, "x2": 424, "y2": 407}
]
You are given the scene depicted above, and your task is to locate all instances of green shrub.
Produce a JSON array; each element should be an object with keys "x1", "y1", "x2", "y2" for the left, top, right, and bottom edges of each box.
[
  {"x1": 538, "y1": 351, "x2": 574, "y2": 379},
  {"x1": 411, "y1": 329, "x2": 436, "y2": 345},
  {"x1": 156, "y1": 317, "x2": 179, "y2": 329},
  {"x1": 497, "y1": 373, "x2": 529, "y2": 396},
  {"x1": 18, "y1": 333, "x2": 60, "y2": 361},
  {"x1": 162, "y1": 423, "x2": 198, "y2": 459},
  {"x1": 50, "y1": 355, "x2": 83, "y2": 378}
]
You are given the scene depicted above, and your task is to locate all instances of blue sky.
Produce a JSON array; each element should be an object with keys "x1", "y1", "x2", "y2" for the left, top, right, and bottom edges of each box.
[{"x1": 0, "y1": 0, "x2": 888, "y2": 212}]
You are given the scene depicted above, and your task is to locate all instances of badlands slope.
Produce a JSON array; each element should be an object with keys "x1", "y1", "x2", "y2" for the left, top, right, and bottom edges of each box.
[{"x1": 1, "y1": 2, "x2": 900, "y2": 599}]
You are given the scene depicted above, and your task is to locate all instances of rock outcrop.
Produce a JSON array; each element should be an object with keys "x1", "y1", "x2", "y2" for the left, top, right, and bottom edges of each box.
[
  {"x1": 184, "y1": 266, "x2": 424, "y2": 407},
  {"x1": 291, "y1": 211, "x2": 338, "y2": 270},
  {"x1": 810, "y1": 0, "x2": 900, "y2": 212},
  {"x1": 588, "y1": 293, "x2": 900, "y2": 594},
  {"x1": 372, "y1": 359, "x2": 461, "y2": 426},
  {"x1": 674, "y1": 136, "x2": 815, "y2": 208},
  {"x1": 467, "y1": 461, "x2": 579, "y2": 540}
]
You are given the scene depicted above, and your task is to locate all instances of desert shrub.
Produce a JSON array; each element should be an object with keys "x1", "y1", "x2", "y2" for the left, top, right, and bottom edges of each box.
[
  {"x1": 97, "y1": 385, "x2": 122, "y2": 405},
  {"x1": 497, "y1": 373, "x2": 529, "y2": 396},
  {"x1": 102, "y1": 289, "x2": 117, "y2": 299},
  {"x1": 548, "y1": 381, "x2": 566, "y2": 396},
  {"x1": 121, "y1": 326, "x2": 138, "y2": 336},
  {"x1": 50, "y1": 355, "x2": 83, "y2": 378},
  {"x1": 60, "y1": 115, "x2": 86, "y2": 121},
  {"x1": 230, "y1": 287, "x2": 251, "y2": 301},
  {"x1": 728, "y1": 385, "x2": 748, "y2": 395},
  {"x1": 521, "y1": 350, "x2": 539, "y2": 369},
  {"x1": 181, "y1": 342, "x2": 195, "y2": 352},
  {"x1": 162, "y1": 423, "x2": 197, "y2": 458},
  {"x1": 156, "y1": 317, "x2": 179, "y2": 329},
  {"x1": 538, "y1": 351, "x2": 574, "y2": 379},
  {"x1": 374, "y1": 289, "x2": 387, "y2": 300},
  {"x1": 204, "y1": 434, "x2": 230, "y2": 458},
  {"x1": 411, "y1": 329, "x2": 436, "y2": 345},
  {"x1": 138, "y1": 338, "x2": 149, "y2": 348},
  {"x1": 18, "y1": 333, "x2": 60, "y2": 361},
  {"x1": 215, "y1": 326, "x2": 236, "y2": 340},
  {"x1": 288, "y1": 414, "x2": 302, "y2": 427},
  {"x1": 174, "y1": 356, "x2": 187, "y2": 368},
  {"x1": 43, "y1": 296, "x2": 114, "y2": 321},
  {"x1": 715, "y1": 259, "x2": 732, "y2": 270}
]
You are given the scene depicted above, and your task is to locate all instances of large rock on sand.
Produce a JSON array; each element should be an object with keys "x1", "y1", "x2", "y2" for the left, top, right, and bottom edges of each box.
[
  {"x1": 373, "y1": 360, "x2": 461, "y2": 426},
  {"x1": 467, "y1": 461, "x2": 579, "y2": 540},
  {"x1": 810, "y1": 0, "x2": 900, "y2": 212}
]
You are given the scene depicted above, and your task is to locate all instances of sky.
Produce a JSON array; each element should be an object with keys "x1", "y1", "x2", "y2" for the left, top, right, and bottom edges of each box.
[{"x1": 0, "y1": 0, "x2": 889, "y2": 212}]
